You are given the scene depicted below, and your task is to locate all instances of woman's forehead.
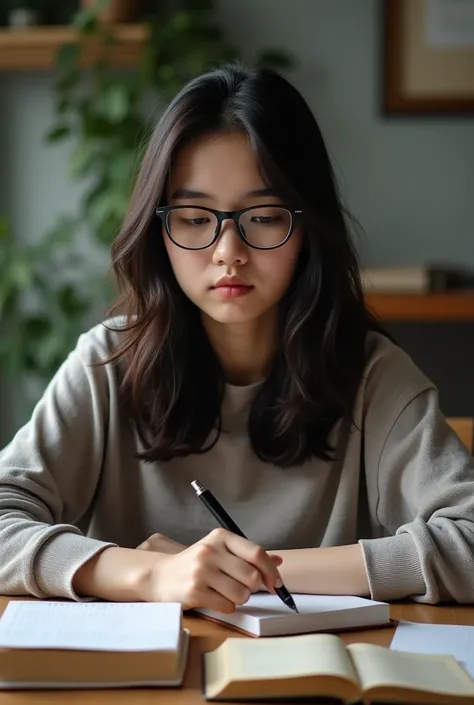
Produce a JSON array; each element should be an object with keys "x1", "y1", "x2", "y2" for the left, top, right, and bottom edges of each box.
[{"x1": 167, "y1": 131, "x2": 269, "y2": 202}]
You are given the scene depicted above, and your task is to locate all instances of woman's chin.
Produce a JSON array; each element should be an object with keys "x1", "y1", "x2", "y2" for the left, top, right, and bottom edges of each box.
[
  {"x1": 210, "y1": 313, "x2": 259, "y2": 326},
  {"x1": 201, "y1": 305, "x2": 264, "y2": 327}
]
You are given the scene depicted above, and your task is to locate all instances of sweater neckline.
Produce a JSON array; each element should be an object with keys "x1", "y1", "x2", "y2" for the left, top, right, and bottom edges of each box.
[{"x1": 221, "y1": 379, "x2": 263, "y2": 419}]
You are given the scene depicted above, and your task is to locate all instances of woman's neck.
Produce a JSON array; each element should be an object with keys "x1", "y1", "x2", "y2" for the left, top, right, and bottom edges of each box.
[{"x1": 203, "y1": 312, "x2": 278, "y2": 386}]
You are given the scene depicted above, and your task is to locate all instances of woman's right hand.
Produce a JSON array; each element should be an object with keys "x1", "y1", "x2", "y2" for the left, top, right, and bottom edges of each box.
[{"x1": 137, "y1": 528, "x2": 283, "y2": 613}]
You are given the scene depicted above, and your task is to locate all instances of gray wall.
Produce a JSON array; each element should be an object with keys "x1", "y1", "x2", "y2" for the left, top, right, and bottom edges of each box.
[{"x1": 1, "y1": 0, "x2": 473, "y2": 440}]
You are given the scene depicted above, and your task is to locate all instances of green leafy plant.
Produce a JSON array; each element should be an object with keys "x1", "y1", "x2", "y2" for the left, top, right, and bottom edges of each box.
[
  {"x1": 0, "y1": 217, "x2": 104, "y2": 382},
  {"x1": 0, "y1": 0, "x2": 293, "y2": 420}
]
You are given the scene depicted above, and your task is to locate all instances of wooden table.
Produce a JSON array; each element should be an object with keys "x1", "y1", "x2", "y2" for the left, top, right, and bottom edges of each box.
[{"x1": 1, "y1": 596, "x2": 474, "y2": 704}]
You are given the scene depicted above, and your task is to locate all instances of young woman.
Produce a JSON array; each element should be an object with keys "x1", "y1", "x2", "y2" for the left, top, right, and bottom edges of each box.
[{"x1": 1, "y1": 65, "x2": 473, "y2": 612}]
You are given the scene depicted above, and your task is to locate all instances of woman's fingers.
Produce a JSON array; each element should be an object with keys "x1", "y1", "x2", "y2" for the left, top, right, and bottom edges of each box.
[
  {"x1": 205, "y1": 528, "x2": 282, "y2": 593},
  {"x1": 208, "y1": 569, "x2": 252, "y2": 607},
  {"x1": 190, "y1": 586, "x2": 237, "y2": 614},
  {"x1": 213, "y1": 550, "x2": 267, "y2": 594}
]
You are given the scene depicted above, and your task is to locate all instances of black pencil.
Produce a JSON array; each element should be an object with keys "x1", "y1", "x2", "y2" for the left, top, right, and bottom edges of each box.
[{"x1": 191, "y1": 480, "x2": 299, "y2": 614}]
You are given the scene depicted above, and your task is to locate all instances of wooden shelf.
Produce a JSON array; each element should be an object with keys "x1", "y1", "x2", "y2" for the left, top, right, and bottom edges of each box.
[
  {"x1": 365, "y1": 292, "x2": 474, "y2": 321},
  {"x1": 0, "y1": 25, "x2": 147, "y2": 70}
]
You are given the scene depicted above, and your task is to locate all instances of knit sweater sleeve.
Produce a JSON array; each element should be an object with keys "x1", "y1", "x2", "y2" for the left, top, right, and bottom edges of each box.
[
  {"x1": 359, "y1": 382, "x2": 474, "y2": 604},
  {"x1": 0, "y1": 323, "x2": 118, "y2": 600}
]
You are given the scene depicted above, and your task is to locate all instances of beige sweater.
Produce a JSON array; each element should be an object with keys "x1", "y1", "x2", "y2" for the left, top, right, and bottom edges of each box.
[{"x1": 1, "y1": 321, "x2": 474, "y2": 604}]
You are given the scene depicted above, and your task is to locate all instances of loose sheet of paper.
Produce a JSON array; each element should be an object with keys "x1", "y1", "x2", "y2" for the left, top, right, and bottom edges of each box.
[
  {"x1": 391, "y1": 621, "x2": 474, "y2": 678},
  {"x1": 0, "y1": 601, "x2": 182, "y2": 651}
]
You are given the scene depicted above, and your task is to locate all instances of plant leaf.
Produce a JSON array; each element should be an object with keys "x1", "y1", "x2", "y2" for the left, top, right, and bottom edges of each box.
[
  {"x1": 56, "y1": 44, "x2": 80, "y2": 75},
  {"x1": 44, "y1": 124, "x2": 71, "y2": 143},
  {"x1": 0, "y1": 219, "x2": 9, "y2": 238},
  {"x1": 74, "y1": 7, "x2": 99, "y2": 34},
  {"x1": 96, "y1": 84, "x2": 131, "y2": 124},
  {"x1": 70, "y1": 141, "x2": 102, "y2": 179}
]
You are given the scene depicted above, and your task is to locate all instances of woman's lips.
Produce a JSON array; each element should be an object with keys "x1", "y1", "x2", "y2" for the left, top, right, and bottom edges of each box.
[{"x1": 213, "y1": 285, "x2": 254, "y2": 299}]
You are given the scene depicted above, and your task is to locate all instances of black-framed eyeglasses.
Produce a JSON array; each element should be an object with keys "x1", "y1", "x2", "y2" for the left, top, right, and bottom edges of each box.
[{"x1": 156, "y1": 204, "x2": 303, "y2": 251}]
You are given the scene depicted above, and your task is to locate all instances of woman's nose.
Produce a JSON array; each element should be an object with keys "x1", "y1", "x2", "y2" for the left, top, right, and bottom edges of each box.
[{"x1": 211, "y1": 219, "x2": 249, "y2": 266}]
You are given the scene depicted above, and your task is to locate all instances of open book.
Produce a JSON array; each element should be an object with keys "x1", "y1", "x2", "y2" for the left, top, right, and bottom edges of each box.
[
  {"x1": 0, "y1": 601, "x2": 188, "y2": 689},
  {"x1": 203, "y1": 632, "x2": 474, "y2": 703},
  {"x1": 195, "y1": 593, "x2": 390, "y2": 637}
]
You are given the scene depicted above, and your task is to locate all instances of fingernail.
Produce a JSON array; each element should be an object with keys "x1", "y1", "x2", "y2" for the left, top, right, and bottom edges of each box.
[{"x1": 275, "y1": 577, "x2": 283, "y2": 588}]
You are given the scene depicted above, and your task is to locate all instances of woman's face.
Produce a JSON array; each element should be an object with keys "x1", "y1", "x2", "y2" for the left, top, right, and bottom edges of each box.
[{"x1": 163, "y1": 131, "x2": 303, "y2": 328}]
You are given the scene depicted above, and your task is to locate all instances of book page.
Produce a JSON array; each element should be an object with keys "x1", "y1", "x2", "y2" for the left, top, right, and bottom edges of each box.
[
  {"x1": 0, "y1": 601, "x2": 182, "y2": 652},
  {"x1": 222, "y1": 633, "x2": 359, "y2": 683},
  {"x1": 349, "y1": 643, "x2": 474, "y2": 697},
  {"x1": 391, "y1": 621, "x2": 474, "y2": 679}
]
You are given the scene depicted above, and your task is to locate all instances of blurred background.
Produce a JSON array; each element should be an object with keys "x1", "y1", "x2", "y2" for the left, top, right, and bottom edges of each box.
[{"x1": 0, "y1": 0, "x2": 473, "y2": 444}]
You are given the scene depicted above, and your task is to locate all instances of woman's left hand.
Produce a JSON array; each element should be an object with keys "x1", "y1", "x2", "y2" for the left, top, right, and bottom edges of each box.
[{"x1": 136, "y1": 533, "x2": 187, "y2": 555}]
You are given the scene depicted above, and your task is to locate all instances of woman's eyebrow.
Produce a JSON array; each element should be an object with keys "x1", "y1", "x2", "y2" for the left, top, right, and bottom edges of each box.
[
  {"x1": 170, "y1": 186, "x2": 280, "y2": 200},
  {"x1": 245, "y1": 187, "x2": 280, "y2": 198},
  {"x1": 170, "y1": 188, "x2": 209, "y2": 199}
]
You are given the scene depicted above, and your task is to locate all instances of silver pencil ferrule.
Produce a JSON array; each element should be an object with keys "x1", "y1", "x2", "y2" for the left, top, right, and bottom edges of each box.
[{"x1": 191, "y1": 480, "x2": 205, "y2": 495}]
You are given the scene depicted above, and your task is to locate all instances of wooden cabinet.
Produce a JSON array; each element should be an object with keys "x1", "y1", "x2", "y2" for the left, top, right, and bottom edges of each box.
[{"x1": 365, "y1": 292, "x2": 474, "y2": 321}]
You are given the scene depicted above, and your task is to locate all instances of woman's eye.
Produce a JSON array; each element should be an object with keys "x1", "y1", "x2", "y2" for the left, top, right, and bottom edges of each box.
[
  {"x1": 251, "y1": 216, "x2": 278, "y2": 224},
  {"x1": 182, "y1": 218, "x2": 209, "y2": 225}
]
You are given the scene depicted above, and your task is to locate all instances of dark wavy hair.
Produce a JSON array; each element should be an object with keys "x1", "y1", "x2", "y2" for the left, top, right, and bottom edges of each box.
[{"x1": 107, "y1": 63, "x2": 383, "y2": 467}]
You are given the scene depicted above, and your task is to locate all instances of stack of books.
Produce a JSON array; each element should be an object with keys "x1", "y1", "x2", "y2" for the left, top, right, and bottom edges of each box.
[{"x1": 361, "y1": 264, "x2": 474, "y2": 293}]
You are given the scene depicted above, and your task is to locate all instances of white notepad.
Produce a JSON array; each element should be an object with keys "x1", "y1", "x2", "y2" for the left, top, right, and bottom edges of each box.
[
  {"x1": 195, "y1": 593, "x2": 391, "y2": 637},
  {"x1": 391, "y1": 621, "x2": 474, "y2": 679},
  {"x1": 0, "y1": 601, "x2": 188, "y2": 689}
]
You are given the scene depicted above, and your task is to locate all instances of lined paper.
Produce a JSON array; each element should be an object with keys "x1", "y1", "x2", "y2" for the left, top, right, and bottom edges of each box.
[{"x1": 0, "y1": 601, "x2": 182, "y2": 651}]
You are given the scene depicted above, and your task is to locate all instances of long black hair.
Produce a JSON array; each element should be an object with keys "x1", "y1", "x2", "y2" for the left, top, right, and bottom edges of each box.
[{"x1": 107, "y1": 63, "x2": 383, "y2": 467}]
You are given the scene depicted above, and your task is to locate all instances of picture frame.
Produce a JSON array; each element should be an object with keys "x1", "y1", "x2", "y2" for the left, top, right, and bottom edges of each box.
[{"x1": 384, "y1": 0, "x2": 474, "y2": 114}]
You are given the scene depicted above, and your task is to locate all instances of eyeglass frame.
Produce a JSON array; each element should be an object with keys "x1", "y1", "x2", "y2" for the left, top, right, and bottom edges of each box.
[{"x1": 155, "y1": 204, "x2": 303, "y2": 251}]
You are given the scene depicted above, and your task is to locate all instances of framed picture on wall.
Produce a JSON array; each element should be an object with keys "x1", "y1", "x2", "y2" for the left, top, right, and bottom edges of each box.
[{"x1": 384, "y1": 0, "x2": 474, "y2": 114}]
